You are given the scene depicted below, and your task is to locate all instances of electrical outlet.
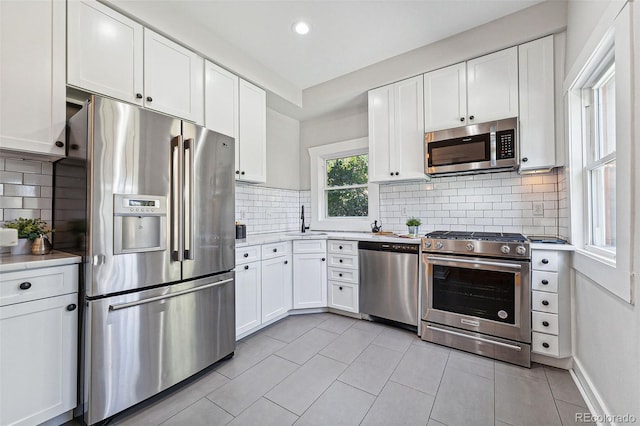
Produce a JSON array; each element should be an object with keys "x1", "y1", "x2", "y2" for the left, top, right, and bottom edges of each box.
[{"x1": 533, "y1": 202, "x2": 544, "y2": 216}]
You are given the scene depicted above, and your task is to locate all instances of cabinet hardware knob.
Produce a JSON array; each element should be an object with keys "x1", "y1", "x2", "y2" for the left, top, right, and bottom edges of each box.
[
  {"x1": 339, "y1": 259, "x2": 343, "y2": 263},
  {"x1": 19, "y1": 282, "x2": 31, "y2": 290},
  {"x1": 339, "y1": 246, "x2": 343, "y2": 249},
  {"x1": 541, "y1": 258, "x2": 549, "y2": 264},
  {"x1": 339, "y1": 273, "x2": 343, "y2": 277},
  {"x1": 460, "y1": 117, "x2": 465, "y2": 122},
  {"x1": 542, "y1": 321, "x2": 549, "y2": 327},
  {"x1": 66, "y1": 304, "x2": 77, "y2": 312},
  {"x1": 241, "y1": 171, "x2": 245, "y2": 175},
  {"x1": 321, "y1": 258, "x2": 326, "y2": 261},
  {"x1": 541, "y1": 279, "x2": 549, "y2": 285},
  {"x1": 542, "y1": 342, "x2": 550, "y2": 349},
  {"x1": 136, "y1": 93, "x2": 143, "y2": 99},
  {"x1": 522, "y1": 157, "x2": 529, "y2": 162},
  {"x1": 469, "y1": 115, "x2": 475, "y2": 120},
  {"x1": 243, "y1": 253, "x2": 249, "y2": 257},
  {"x1": 390, "y1": 172, "x2": 394, "y2": 176},
  {"x1": 339, "y1": 286, "x2": 343, "y2": 290},
  {"x1": 146, "y1": 96, "x2": 153, "y2": 102},
  {"x1": 273, "y1": 248, "x2": 277, "y2": 252},
  {"x1": 55, "y1": 141, "x2": 64, "y2": 148},
  {"x1": 236, "y1": 170, "x2": 240, "y2": 175},
  {"x1": 542, "y1": 300, "x2": 549, "y2": 306},
  {"x1": 284, "y1": 260, "x2": 288, "y2": 265},
  {"x1": 244, "y1": 265, "x2": 249, "y2": 270},
  {"x1": 395, "y1": 172, "x2": 399, "y2": 176}
]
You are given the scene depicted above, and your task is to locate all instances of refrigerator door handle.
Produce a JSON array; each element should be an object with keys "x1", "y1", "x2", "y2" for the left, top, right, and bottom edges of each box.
[
  {"x1": 171, "y1": 135, "x2": 184, "y2": 261},
  {"x1": 184, "y1": 138, "x2": 195, "y2": 260}
]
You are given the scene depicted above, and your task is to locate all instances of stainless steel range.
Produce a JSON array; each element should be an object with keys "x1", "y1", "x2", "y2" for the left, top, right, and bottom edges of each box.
[{"x1": 421, "y1": 231, "x2": 531, "y2": 367}]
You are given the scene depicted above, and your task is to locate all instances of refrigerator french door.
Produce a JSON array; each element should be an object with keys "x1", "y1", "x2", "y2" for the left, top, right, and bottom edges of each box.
[{"x1": 59, "y1": 96, "x2": 236, "y2": 425}]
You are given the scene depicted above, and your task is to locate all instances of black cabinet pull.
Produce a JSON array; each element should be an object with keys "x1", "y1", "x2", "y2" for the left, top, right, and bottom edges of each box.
[
  {"x1": 339, "y1": 273, "x2": 343, "y2": 277},
  {"x1": 241, "y1": 171, "x2": 245, "y2": 175},
  {"x1": 395, "y1": 172, "x2": 399, "y2": 176},
  {"x1": 541, "y1": 258, "x2": 549, "y2": 264},
  {"x1": 542, "y1": 300, "x2": 549, "y2": 306},
  {"x1": 236, "y1": 170, "x2": 240, "y2": 175},
  {"x1": 542, "y1": 342, "x2": 550, "y2": 349},
  {"x1": 136, "y1": 93, "x2": 143, "y2": 99},
  {"x1": 541, "y1": 279, "x2": 549, "y2": 285},
  {"x1": 339, "y1": 259, "x2": 343, "y2": 263},
  {"x1": 19, "y1": 282, "x2": 31, "y2": 290},
  {"x1": 469, "y1": 115, "x2": 475, "y2": 120},
  {"x1": 522, "y1": 157, "x2": 529, "y2": 162},
  {"x1": 460, "y1": 117, "x2": 465, "y2": 122},
  {"x1": 55, "y1": 141, "x2": 64, "y2": 148},
  {"x1": 339, "y1": 245, "x2": 343, "y2": 249},
  {"x1": 273, "y1": 248, "x2": 277, "y2": 252},
  {"x1": 243, "y1": 253, "x2": 249, "y2": 257},
  {"x1": 542, "y1": 321, "x2": 549, "y2": 327},
  {"x1": 390, "y1": 172, "x2": 394, "y2": 176},
  {"x1": 321, "y1": 258, "x2": 325, "y2": 261},
  {"x1": 244, "y1": 265, "x2": 249, "y2": 270},
  {"x1": 66, "y1": 304, "x2": 77, "y2": 312},
  {"x1": 339, "y1": 286, "x2": 343, "y2": 290},
  {"x1": 284, "y1": 260, "x2": 288, "y2": 265},
  {"x1": 146, "y1": 96, "x2": 153, "y2": 102}
]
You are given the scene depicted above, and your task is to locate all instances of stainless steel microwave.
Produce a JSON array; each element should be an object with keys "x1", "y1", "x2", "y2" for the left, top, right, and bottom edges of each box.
[{"x1": 424, "y1": 117, "x2": 518, "y2": 175}]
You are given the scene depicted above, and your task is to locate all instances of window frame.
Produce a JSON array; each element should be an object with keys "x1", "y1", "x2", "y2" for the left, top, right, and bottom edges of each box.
[{"x1": 309, "y1": 137, "x2": 380, "y2": 232}]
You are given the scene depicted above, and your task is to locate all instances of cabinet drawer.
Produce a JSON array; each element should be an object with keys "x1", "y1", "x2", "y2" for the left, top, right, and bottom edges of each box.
[
  {"x1": 328, "y1": 254, "x2": 358, "y2": 270},
  {"x1": 0, "y1": 265, "x2": 78, "y2": 307},
  {"x1": 328, "y1": 240, "x2": 358, "y2": 255},
  {"x1": 293, "y1": 239, "x2": 326, "y2": 254},
  {"x1": 531, "y1": 271, "x2": 558, "y2": 293},
  {"x1": 236, "y1": 245, "x2": 261, "y2": 265},
  {"x1": 532, "y1": 311, "x2": 559, "y2": 335},
  {"x1": 532, "y1": 250, "x2": 558, "y2": 271},
  {"x1": 328, "y1": 281, "x2": 358, "y2": 313},
  {"x1": 327, "y1": 267, "x2": 359, "y2": 284},
  {"x1": 262, "y1": 241, "x2": 290, "y2": 260},
  {"x1": 532, "y1": 332, "x2": 560, "y2": 356},
  {"x1": 531, "y1": 291, "x2": 558, "y2": 314}
]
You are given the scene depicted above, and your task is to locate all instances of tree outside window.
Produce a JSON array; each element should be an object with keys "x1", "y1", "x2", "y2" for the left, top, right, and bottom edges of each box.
[{"x1": 325, "y1": 154, "x2": 368, "y2": 217}]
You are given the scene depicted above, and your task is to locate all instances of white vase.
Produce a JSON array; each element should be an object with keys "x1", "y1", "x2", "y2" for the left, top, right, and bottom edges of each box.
[{"x1": 10, "y1": 238, "x2": 31, "y2": 255}]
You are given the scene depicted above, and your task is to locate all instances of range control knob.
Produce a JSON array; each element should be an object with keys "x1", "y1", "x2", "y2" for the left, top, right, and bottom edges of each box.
[
  {"x1": 424, "y1": 241, "x2": 432, "y2": 249},
  {"x1": 465, "y1": 243, "x2": 474, "y2": 251},
  {"x1": 435, "y1": 241, "x2": 444, "y2": 250},
  {"x1": 516, "y1": 246, "x2": 527, "y2": 255},
  {"x1": 500, "y1": 245, "x2": 511, "y2": 254}
]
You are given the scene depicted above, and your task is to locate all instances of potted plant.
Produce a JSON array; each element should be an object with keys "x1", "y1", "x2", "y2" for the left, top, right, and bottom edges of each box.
[
  {"x1": 3, "y1": 218, "x2": 52, "y2": 255},
  {"x1": 406, "y1": 217, "x2": 422, "y2": 236}
]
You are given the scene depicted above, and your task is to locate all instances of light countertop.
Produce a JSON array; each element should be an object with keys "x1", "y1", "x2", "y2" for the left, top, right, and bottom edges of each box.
[
  {"x1": 0, "y1": 251, "x2": 82, "y2": 273},
  {"x1": 235, "y1": 231, "x2": 422, "y2": 247}
]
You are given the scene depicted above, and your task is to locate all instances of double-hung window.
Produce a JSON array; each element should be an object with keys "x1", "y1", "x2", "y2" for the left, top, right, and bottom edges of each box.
[{"x1": 325, "y1": 154, "x2": 369, "y2": 217}]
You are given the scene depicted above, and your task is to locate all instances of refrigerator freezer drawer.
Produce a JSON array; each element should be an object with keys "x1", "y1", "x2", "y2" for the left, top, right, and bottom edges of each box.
[{"x1": 84, "y1": 272, "x2": 235, "y2": 425}]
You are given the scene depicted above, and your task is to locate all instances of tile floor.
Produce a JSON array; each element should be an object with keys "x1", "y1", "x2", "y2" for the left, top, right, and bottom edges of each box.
[{"x1": 105, "y1": 313, "x2": 592, "y2": 426}]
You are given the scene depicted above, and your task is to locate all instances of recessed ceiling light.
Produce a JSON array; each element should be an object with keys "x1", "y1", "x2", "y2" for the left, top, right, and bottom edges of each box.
[{"x1": 293, "y1": 21, "x2": 310, "y2": 35}]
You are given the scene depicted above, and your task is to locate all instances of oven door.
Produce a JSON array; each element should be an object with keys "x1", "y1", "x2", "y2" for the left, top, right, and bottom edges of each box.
[{"x1": 422, "y1": 254, "x2": 530, "y2": 343}]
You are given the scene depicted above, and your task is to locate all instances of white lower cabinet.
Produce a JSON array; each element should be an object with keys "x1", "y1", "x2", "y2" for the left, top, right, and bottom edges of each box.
[
  {"x1": 326, "y1": 240, "x2": 359, "y2": 313},
  {"x1": 293, "y1": 240, "x2": 327, "y2": 309},
  {"x1": 235, "y1": 260, "x2": 261, "y2": 337},
  {"x1": 0, "y1": 264, "x2": 78, "y2": 426},
  {"x1": 328, "y1": 282, "x2": 358, "y2": 313},
  {"x1": 261, "y1": 254, "x2": 292, "y2": 323}
]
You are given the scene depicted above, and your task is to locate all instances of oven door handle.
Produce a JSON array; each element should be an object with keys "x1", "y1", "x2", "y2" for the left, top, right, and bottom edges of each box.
[
  {"x1": 426, "y1": 324, "x2": 523, "y2": 351},
  {"x1": 426, "y1": 256, "x2": 522, "y2": 270}
]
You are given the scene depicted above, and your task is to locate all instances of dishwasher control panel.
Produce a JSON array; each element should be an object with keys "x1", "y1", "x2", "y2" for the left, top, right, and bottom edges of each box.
[{"x1": 358, "y1": 241, "x2": 419, "y2": 254}]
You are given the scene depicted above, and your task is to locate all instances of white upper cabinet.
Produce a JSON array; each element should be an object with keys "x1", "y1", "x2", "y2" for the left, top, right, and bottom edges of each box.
[
  {"x1": 143, "y1": 29, "x2": 204, "y2": 124},
  {"x1": 466, "y1": 47, "x2": 519, "y2": 124},
  {"x1": 423, "y1": 62, "x2": 467, "y2": 131},
  {"x1": 518, "y1": 36, "x2": 556, "y2": 171},
  {"x1": 67, "y1": 1, "x2": 204, "y2": 124},
  {"x1": 368, "y1": 75, "x2": 426, "y2": 182},
  {"x1": 0, "y1": 0, "x2": 66, "y2": 158},
  {"x1": 424, "y1": 47, "x2": 518, "y2": 132},
  {"x1": 67, "y1": 0, "x2": 144, "y2": 106},
  {"x1": 204, "y1": 60, "x2": 238, "y2": 138},
  {"x1": 237, "y1": 79, "x2": 266, "y2": 183}
]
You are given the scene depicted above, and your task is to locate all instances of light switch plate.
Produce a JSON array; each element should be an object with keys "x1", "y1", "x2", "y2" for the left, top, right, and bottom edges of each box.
[{"x1": 533, "y1": 202, "x2": 544, "y2": 216}]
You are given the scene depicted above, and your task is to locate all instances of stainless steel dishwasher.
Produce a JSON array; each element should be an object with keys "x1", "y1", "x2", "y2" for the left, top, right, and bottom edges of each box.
[{"x1": 359, "y1": 241, "x2": 419, "y2": 327}]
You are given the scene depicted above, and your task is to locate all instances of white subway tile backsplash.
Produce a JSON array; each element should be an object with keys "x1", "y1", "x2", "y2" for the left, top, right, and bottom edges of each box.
[
  {"x1": 0, "y1": 171, "x2": 23, "y2": 184},
  {"x1": 0, "y1": 196, "x2": 22, "y2": 209},
  {"x1": 3, "y1": 184, "x2": 40, "y2": 197},
  {"x1": 5, "y1": 158, "x2": 42, "y2": 174},
  {"x1": 23, "y1": 174, "x2": 52, "y2": 186}
]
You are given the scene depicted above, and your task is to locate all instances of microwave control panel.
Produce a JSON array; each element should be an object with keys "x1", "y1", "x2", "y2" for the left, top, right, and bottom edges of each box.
[{"x1": 496, "y1": 129, "x2": 516, "y2": 160}]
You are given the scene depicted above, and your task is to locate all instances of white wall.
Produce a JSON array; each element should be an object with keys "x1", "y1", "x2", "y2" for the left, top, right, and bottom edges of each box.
[
  {"x1": 263, "y1": 108, "x2": 301, "y2": 190},
  {"x1": 564, "y1": 0, "x2": 640, "y2": 421}
]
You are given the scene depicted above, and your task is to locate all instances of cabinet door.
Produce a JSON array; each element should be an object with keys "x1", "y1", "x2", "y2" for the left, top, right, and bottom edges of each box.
[
  {"x1": 0, "y1": 0, "x2": 66, "y2": 157},
  {"x1": 467, "y1": 47, "x2": 519, "y2": 123},
  {"x1": 423, "y1": 62, "x2": 467, "y2": 131},
  {"x1": 262, "y1": 255, "x2": 292, "y2": 322},
  {"x1": 0, "y1": 293, "x2": 77, "y2": 426},
  {"x1": 293, "y1": 254, "x2": 327, "y2": 309},
  {"x1": 237, "y1": 79, "x2": 266, "y2": 183},
  {"x1": 518, "y1": 36, "x2": 556, "y2": 171},
  {"x1": 144, "y1": 29, "x2": 204, "y2": 124},
  {"x1": 328, "y1": 281, "x2": 359, "y2": 313},
  {"x1": 204, "y1": 60, "x2": 238, "y2": 138},
  {"x1": 235, "y1": 262, "x2": 261, "y2": 337},
  {"x1": 67, "y1": 0, "x2": 143, "y2": 106},
  {"x1": 368, "y1": 85, "x2": 394, "y2": 182},
  {"x1": 394, "y1": 76, "x2": 425, "y2": 180}
]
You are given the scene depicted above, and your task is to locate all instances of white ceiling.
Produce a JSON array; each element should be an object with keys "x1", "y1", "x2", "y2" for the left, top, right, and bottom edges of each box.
[{"x1": 110, "y1": 0, "x2": 544, "y2": 90}]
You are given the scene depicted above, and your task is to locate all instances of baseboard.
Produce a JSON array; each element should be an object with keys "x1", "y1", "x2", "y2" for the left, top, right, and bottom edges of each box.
[
  {"x1": 531, "y1": 353, "x2": 573, "y2": 369},
  {"x1": 571, "y1": 357, "x2": 613, "y2": 426}
]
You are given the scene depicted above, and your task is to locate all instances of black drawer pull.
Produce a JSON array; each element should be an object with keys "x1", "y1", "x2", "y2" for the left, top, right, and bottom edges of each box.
[
  {"x1": 66, "y1": 304, "x2": 77, "y2": 312},
  {"x1": 339, "y1": 273, "x2": 343, "y2": 277},
  {"x1": 542, "y1": 342, "x2": 550, "y2": 349},
  {"x1": 469, "y1": 115, "x2": 475, "y2": 120},
  {"x1": 244, "y1": 265, "x2": 249, "y2": 270},
  {"x1": 19, "y1": 282, "x2": 32, "y2": 290},
  {"x1": 284, "y1": 260, "x2": 288, "y2": 265},
  {"x1": 339, "y1": 245, "x2": 343, "y2": 250},
  {"x1": 339, "y1": 259, "x2": 343, "y2": 263},
  {"x1": 243, "y1": 253, "x2": 249, "y2": 257},
  {"x1": 55, "y1": 141, "x2": 64, "y2": 148},
  {"x1": 339, "y1": 286, "x2": 343, "y2": 290},
  {"x1": 136, "y1": 93, "x2": 143, "y2": 99},
  {"x1": 542, "y1": 300, "x2": 549, "y2": 306},
  {"x1": 542, "y1": 321, "x2": 549, "y2": 327},
  {"x1": 273, "y1": 248, "x2": 277, "y2": 252},
  {"x1": 146, "y1": 96, "x2": 153, "y2": 102},
  {"x1": 321, "y1": 258, "x2": 326, "y2": 261},
  {"x1": 541, "y1": 258, "x2": 549, "y2": 264},
  {"x1": 541, "y1": 279, "x2": 549, "y2": 285}
]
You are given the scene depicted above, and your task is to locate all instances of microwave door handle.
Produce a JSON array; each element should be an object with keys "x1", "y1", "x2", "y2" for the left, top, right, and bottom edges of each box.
[
  {"x1": 184, "y1": 138, "x2": 195, "y2": 260},
  {"x1": 490, "y1": 124, "x2": 497, "y2": 166},
  {"x1": 171, "y1": 136, "x2": 184, "y2": 262}
]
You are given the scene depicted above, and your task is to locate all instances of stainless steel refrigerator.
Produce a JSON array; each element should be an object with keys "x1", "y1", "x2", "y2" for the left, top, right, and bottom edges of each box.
[{"x1": 53, "y1": 96, "x2": 236, "y2": 425}]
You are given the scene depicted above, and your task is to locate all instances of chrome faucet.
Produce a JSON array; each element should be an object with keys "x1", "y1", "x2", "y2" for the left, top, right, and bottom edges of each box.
[{"x1": 301, "y1": 205, "x2": 310, "y2": 233}]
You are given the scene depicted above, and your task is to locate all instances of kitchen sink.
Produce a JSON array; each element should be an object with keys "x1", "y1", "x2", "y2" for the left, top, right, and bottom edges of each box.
[{"x1": 284, "y1": 231, "x2": 327, "y2": 236}]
